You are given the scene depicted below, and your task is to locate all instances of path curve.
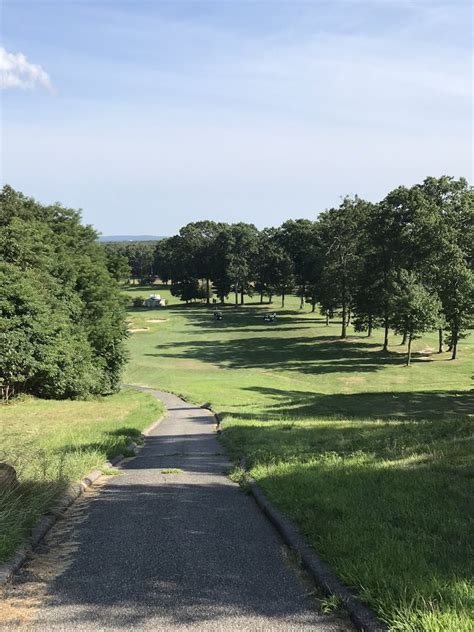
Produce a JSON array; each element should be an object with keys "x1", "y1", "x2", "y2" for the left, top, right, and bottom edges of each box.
[{"x1": 0, "y1": 389, "x2": 351, "y2": 632}]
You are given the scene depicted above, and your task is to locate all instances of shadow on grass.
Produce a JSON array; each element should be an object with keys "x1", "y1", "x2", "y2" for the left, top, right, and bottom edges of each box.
[
  {"x1": 53, "y1": 426, "x2": 145, "y2": 462},
  {"x1": 106, "y1": 427, "x2": 142, "y2": 438},
  {"x1": 182, "y1": 308, "x2": 327, "y2": 331},
  {"x1": 145, "y1": 334, "x2": 415, "y2": 375},
  {"x1": 218, "y1": 396, "x2": 473, "y2": 625},
  {"x1": 250, "y1": 452, "x2": 473, "y2": 627},
  {"x1": 220, "y1": 386, "x2": 473, "y2": 423}
]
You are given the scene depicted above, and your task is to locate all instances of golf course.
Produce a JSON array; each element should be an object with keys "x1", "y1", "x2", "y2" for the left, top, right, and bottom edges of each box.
[{"x1": 121, "y1": 284, "x2": 473, "y2": 631}]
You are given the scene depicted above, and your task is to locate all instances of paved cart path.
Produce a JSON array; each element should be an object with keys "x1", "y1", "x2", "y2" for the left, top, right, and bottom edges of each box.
[{"x1": 1, "y1": 390, "x2": 350, "y2": 632}]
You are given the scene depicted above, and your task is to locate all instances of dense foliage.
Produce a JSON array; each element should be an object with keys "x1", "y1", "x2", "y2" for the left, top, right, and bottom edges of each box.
[
  {"x1": 0, "y1": 186, "x2": 128, "y2": 400},
  {"x1": 130, "y1": 176, "x2": 471, "y2": 361}
]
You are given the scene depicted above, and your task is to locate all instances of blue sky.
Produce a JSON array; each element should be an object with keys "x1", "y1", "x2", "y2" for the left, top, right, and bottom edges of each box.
[{"x1": 1, "y1": 0, "x2": 472, "y2": 235}]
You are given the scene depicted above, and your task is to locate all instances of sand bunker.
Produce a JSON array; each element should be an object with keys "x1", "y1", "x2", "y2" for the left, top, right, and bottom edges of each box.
[
  {"x1": 146, "y1": 319, "x2": 168, "y2": 323},
  {"x1": 129, "y1": 327, "x2": 149, "y2": 333}
]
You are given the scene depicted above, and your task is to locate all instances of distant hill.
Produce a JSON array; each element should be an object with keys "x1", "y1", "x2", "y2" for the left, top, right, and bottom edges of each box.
[{"x1": 98, "y1": 235, "x2": 167, "y2": 242}]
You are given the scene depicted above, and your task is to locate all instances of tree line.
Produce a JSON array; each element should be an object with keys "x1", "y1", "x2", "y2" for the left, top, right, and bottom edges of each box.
[
  {"x1": 1, "y1": 186, "x2": 128, "y2": 400},
  {"x1": 105, "y1": 176, "x2": 473, "y2": 363}
]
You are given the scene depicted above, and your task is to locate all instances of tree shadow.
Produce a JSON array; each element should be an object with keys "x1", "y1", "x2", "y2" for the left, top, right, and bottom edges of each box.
[
  {"x1": 247, "y1": 450, "x2": 472, "y2": 624},
  {"x1": 220, "y1": 386, "x2": 473, "y2": 423},
  {"x1": 145, "y1": 334, "x2": 414, "y2": 375},
  {"x1": 53, "y1": 426, "x2": 146, "y2": 463}
]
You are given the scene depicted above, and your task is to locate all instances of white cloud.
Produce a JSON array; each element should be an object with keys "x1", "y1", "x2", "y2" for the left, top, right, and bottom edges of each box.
[{"x1": 0, "y1": 47, "x2": 52, "y2": 91}]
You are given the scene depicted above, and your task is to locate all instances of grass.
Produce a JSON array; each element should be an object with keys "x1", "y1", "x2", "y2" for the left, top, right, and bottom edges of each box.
[
  {"x1": 123, "y1": 289, "x2": 473, "y2": 631},
  {"x1": 0, "y1": 389, "x2": 163, "y2": 563}
]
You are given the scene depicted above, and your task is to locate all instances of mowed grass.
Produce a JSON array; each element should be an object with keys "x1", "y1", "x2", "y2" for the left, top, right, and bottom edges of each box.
[
  {"x1": 124, "y1": 287, "x2": 473, "y2": 631},
  {"x1": 0, "y1": 389, "x2": 163, "y2": 562}
]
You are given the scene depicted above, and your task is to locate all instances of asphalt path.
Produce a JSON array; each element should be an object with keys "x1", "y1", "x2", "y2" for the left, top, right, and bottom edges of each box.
[{"x1": 0, "y1": 390, "x2": 351, "y2": 632}]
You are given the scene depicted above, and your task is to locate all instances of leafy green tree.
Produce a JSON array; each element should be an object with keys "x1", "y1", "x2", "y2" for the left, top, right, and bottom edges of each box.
[
  {"x1": 391, "y1": 272, "x2": 441, "y2": 365},
  {"x1": 278, "y1": 220, "x2": 317, "y2": 309},
  {"x1": 179, "y1": 221, "x2": 226, "y2": 304},
  {"x1": 162, "y1": 235, "x2": 201, "y2": 303},
  {"x1": 318, "y1": 197, "x2": 370, "y2": 338},
  {"x1": 153, "y1": 238, "x2": 174, "y2": 284},
  {"x1": 125, "y1": 241, "x2": 156, "y2": 283},
  {"x1": 410, "y1": 177, "x2": 474, "y2": 360},
  {"x1": 437, "y1": 257, "x2": 473, "y2": 360},
  {"x1": 364, "y1": 189, "x2": 416, "y2": 351},
  {"x1": 102, "y1": 244, "x2": 131, "y2": 282},
  {"x1": 170, "y1": 278, "x2": 201, "y2": 303},
  {"x1": 0, "y1": 186, "x2": 128, "y2": 399},
  {"x1": 218, "y1": 223, "x2": 258, "y2": 305}
]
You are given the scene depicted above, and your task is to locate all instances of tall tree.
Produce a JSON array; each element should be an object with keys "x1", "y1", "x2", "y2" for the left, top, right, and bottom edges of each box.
[
  {"x1": 318, "y1": 197, "x2": 370, "y2": 338},
  {"x1": 223, "y1": 223, "x2": 259, "y2": 305},
  {"x1": 278, "y1": 220, "x2": 317, "y2": 309},
  {"x1": 412, "y1": 177, "x2": 474, "y2": 360},
  {"x1": 391, "y1": 271, "x2": 441, "y2": 365},
  {"x1": 179, "y1": 221, "x2": 225, "y2": 304}
]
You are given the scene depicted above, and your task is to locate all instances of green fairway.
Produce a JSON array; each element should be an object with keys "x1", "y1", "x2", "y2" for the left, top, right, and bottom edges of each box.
[
  {"x1": 0, "y1": 389, "x2": 163, "y2": 563},
  {"x1": 124, "y1": 286, "x2": 473, "y2": 631}
]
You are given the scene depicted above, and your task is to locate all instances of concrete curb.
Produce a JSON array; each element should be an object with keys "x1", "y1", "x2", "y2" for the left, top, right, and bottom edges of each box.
[
  {"x1": 0, "y1": 413, "x2": 165, "y2": 587},
  {"x1": 0, "y1": 468, "x2": 103, "y2": 586},
  {"x1": 247, "y1": 479, "x2": 386, "y2": 632},
  {"x1": 212, "y1": 406, "x2": 385, "y2": 631},
  {"x1": 125, "y1": 387, "x2": 384, "y2": 630}
]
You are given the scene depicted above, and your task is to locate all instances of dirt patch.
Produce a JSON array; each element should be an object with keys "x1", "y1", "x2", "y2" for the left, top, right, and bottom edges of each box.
[
  {"x1": 420, "y1": 346, "x2": 434, "y2": 355},
  {"x1": 146, "y1": 319, "x2": 167, "y2": 323},
  {"x1": 315, "y1": 336, "x2": 365, "y2": 344},
  {"x1": 339, "y1": 376, "x2": 366, "y2": 384},
  {"x1": 129, "y1": 327, "x2": 149, "y2": 333},
  {"x1": 0, "y1": 481, "x2": 106, "y2": 626}
]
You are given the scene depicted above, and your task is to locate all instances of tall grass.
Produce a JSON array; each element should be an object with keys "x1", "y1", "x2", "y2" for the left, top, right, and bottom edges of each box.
[{"x1": 0, "y1": 389, "x2": 163, "y2": 562}]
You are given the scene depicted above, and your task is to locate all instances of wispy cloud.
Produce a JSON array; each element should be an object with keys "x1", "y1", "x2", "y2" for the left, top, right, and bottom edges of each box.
[{"x1": 0, "y1": 47, "x2": 52, "y2": 91}]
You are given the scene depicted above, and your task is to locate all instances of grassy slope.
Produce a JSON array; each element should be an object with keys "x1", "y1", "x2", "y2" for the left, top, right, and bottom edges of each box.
[
  {"x1": 0, "y1": 389, "x2": 163, "y2": 562},
  {"x1": 123, "y1": 285, "x2": 473, "y2": 631}
]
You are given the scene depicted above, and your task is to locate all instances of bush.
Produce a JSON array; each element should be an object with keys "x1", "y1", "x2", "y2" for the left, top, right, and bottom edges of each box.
[{"x1": 0, "y1": 186, "x2": 128, "y2": 399}]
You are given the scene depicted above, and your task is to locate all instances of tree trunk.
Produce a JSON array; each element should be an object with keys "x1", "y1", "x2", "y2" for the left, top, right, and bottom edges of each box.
[
  {"x1": 206, "y1": 278, "x2": 210, "y2": 305},
  {"x1": 451, "y1": 329, "x2": 458, "y2": 360},
  {"x1": 383, "y1": 311, "x2": 389, "y2": 352},
  {"x1": 406, "y1": 334, "x2": 412, "y2": 366},
  {"x1": 234, "y1": 287, "x2": 238, "y2": 306},
  {"x1": 341, "y1": 276, "x2": 347, "y2": 339},
  {"x1": 347, "y1": 308, "x2": 351, "y2": 326},
  {"x1": 401, "y1": 331, "x2": 407, "y2": 345},
  {"x1": 341, "y1": 302, "x2": 347, "y2": 339},
  {"x1": 281, "y1": 293, "x2": 285, "y2": 308},
  {"x1": 240, "y1": 288, "x2": 244, "y2": 305},
  {"x1": 311, "y1": 300, "x2": 316, "y2": 313},
  {"x1": 260, "y1": 291, "x2": 264, "y2": 304},
  {"x1": 299, "y1": 285, "x2": 305, "y2": 309},
  {"x1": 269, "y1": 294, "x2": 272, "y2": 304},
  {"x1": 325, "y1": 311, "x2": 329, "y2": 326},
  {"x1": 368, "y1": 314, "x2": 373, "y2": 338},
  {"x1": 438, "y1": 328, "x2": 443, "y2": 353}
]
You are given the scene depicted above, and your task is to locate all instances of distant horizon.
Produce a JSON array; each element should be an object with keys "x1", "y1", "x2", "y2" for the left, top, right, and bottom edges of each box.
[{"x1": 98, "y1": 234, "x2": 167, "y2": 242}]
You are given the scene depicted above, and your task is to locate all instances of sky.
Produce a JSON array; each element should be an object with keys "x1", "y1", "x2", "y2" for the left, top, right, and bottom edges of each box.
[{"x1": 1, "y1": 0, "x2": 472, "y2": 236}]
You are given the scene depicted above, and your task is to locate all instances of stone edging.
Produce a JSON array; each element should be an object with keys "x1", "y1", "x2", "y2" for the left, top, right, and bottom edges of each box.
[
  {"x1": 247, "y1": 479, "x2": 386, "y2": 632},
  {"x1": 215, "y1": 418, "x2": 385, "y2": 631},
  {"x1": 0, "y1": 413, "x2": 164, "y2": 587},
  {"x1": 122, "y1": 388, "x2": 385, "y2": 631}
]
